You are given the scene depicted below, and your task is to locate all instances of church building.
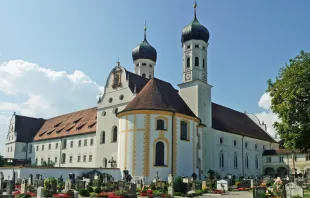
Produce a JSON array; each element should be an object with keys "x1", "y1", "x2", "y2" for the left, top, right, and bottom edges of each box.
[{"x1": 4, "y1": 3, "x2": 278, "y2": 183}]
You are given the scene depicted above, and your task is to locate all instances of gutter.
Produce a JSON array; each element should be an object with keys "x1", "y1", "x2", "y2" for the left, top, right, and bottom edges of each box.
[
  {"x1": 171, "y1": 112, "x2": 175, "y2": 176},
  {"x1": 242, "y1": 136, "x2": 244, "y2": 176},
  {"x1": 59, "y1": 138, "x2": 62, "y2": 167}
]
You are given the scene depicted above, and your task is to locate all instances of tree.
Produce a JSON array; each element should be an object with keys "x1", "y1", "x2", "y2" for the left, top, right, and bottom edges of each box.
[{"x1": 267, "y1": 50, "x2": 310, "y2": 152}]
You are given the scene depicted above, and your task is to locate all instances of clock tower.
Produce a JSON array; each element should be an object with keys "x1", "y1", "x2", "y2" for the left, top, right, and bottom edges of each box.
[{"x1": 178, "y1": 1, "x2": 213, "y2": 175}]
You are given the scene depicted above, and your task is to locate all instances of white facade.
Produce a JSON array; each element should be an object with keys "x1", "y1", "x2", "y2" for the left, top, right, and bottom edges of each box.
[
  {"x1": 134, "y1": 59, "x2": 156, "y2": 79},
  {"x1": 117, "y1": 112, "x2": 203, "y2": 183},
  {"x1": 29, "y1": 133, "x2": 96, "y2": 168}
]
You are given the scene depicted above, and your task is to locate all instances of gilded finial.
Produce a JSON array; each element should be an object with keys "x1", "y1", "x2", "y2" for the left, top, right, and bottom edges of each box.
[{"x1": 144, "y1": 20, "x2": 147, "y2": 40}]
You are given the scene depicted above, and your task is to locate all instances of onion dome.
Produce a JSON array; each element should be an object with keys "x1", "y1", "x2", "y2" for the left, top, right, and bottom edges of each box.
[
  {"x1": 132, "y1": 22, "x2": 157, "y2": 62},
  {"x1": 181, "y1": 1, "x2": 210, "y2": 44}
]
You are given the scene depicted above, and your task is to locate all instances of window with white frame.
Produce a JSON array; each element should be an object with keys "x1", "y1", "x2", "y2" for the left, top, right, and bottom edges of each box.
[{"x1": 234, "y1": 152, "x2": 238, "y2": 168}]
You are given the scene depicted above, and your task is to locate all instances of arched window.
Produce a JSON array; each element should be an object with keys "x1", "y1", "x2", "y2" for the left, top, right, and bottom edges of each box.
[
  {"x1": 195, "y1": 57, "x2": 199, "y2": 66},
  {"x1": 62, "y1": 153, "x2": 66, "y2": 164},
  {"x1": 234, "y1": 140, "x2": 237, "y2": 147},
  {"x1": 155, "y1": 141, "x2": 165, "y2": 166},
  {"x1": 203, "y1": 59, "x2": 205, "y2": 68},
  {"x1": 156, "y1": 119, "x2": 165, "y2": 130},
  {"x1": 220, "y1": 137, "x2": 224, "y2": 144},
  {"x1": 255, "y1": 155, "x2": 259, "y2": 169},
  {"x1": 186, "y1": 57, "x2": 190, "y2": 68},
  {"x1": 112, "y1": 126, "x2": 118, "y2": 142},
  {"x1": 245, "y1": 154, "x2": 249, "y2": 169},
  {"x1": 180, "y1": 121, "x2": 188, "y2": 140},
  {"x1": 234, "y1": 152, "x2": 238, "y2": 168},
  {"x1": 103, "y1": 158, "x2": 107, "y2": 168},
  {"x1": 142, "y1": 73, "x2": 146, "y2": 78},
  {"x1": 101, "y1": 131, "x2": 105, "y2": 144},
  {"x1": 219, "y1": 151, "x2": 224, "y2": 168}
]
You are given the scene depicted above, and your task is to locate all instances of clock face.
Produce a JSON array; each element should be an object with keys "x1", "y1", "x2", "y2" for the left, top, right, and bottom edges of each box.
[{"x1": 185, "y1": 73, "x2": 191, "y2": 81}]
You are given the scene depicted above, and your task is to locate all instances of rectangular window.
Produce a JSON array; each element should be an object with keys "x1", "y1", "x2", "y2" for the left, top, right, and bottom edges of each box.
[
  {"x1": 48, "y1": 158, "x2": 50, "y2": 163},
  {"x1": 142, "y1": 63, "x2": 146, "y2": 66},
  {"x1": 279, "y1": 156, "x2": 283, "y2": 162},
  {"x1": 36, "y1": 145, "x2": 39, "y2": 151},
  {"x1": 187, "y1": 45, "x2": 190, "y2": 49},
  {"x1": 83, "y1": 155, "x2": 86, "y2": 162},
  {"x1": 90, "y1": 139, "x2": 94, "y2": 146},
  {"x1": 84, "y1": 139, "x2": 87, "y2": 146},
  {"x1": 29, "y1": 145, "x2": 32, "y2": 153},
  {"x1": 10, "y1": 147, "x2": 12, "y2": 152},
  {"x1": 195, "y1": 44, "x2": 199, "y2": 48},
  {"x1": 69, "y1": 156, "x2": 73, "y2": 163},
  {"x1": 89, "y1": 155, "x2": 92, "y2": 162},
  {"x1": 55, "y1": 143, "x2": 58, "y2": 149},
  {"x1": 41, "y1": 158, "x2": 44, "y2": 164},
  {"x1": 36, "y1": 158, "x2": 38, "y2": 164},
  {"x1": 63, "y1": 140, "x2": 67, "y2": 149},
  {"x1": 70, "y1": 141, "x2": 73, "y2": 148},
  {"x1": 42, "y1": 145, "x2": 44, "y2": 151},
  {"x1": 180, "y1": 121, "x2": 188, "y2": 140},
  {"x1": 306, "y1": 155, "x2": 310, "y2": 161},
  {"x1": 55, "y1": 157, "x2": 58, "y2": 164},
  {"x1": 78, "y1": 156, "x2": 81, "y2": 162},
  {"x1": 136, "y1": 63, "x2": 139, "y2": 67},
  {"x1": 267, "y1": 157, "x2": 271, "y2": 163},
  {"x1": 78, "y1": 140, "x2": 82, "y2": 147},
  {"x1": 48, "y1": 144, "x2": 51, "y2": 150},
  {"x1": 7, "y1": 147, "x2": 9, "y2": 152},
  {"x1": 156, "y1": 119, "x2": 165, "y2": 130}
]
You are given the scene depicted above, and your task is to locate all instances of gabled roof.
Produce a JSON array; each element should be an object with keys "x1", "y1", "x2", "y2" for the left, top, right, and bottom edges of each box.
[
  {"x1": 34, "y1": 107, "x2": 97, "y2": 141},
  {"x1": 212, "y1": 103, "x2": 276, "y2": 143},
  {"x1": 120, "y1": 78, "x2": 197, "y2": 118},
  {"x1": 14, "y1": 115, "x2": 46, "y2": 142}
]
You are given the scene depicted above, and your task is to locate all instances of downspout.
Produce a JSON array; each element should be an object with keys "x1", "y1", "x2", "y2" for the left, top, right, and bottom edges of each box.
[
  {"x1": 59, "y1": 138, "x2": 62, "y2": 167},
  {"x1": 25, "y1": 142, "x2": 28, "y2": 162},
  {"x1": 171, "y1": 112, "x2": 175, "y2": 176},
  {"x1": 242, "y1": 136, "x2": 244, "y2": 176}
]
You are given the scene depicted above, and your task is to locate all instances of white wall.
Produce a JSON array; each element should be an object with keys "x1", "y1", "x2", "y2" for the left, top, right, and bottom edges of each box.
[
  {"x1": 0, "y1": 167, "x2": 121, "y2": 181},
  {"x1": 134, "y1": 59, "x2": 156, "y2": 79}
]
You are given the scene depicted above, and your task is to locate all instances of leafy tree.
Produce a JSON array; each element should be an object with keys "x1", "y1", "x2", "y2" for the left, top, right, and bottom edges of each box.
[
  {"x1": 267, "y1": 50, "x2": 310, "y2": 152},
  {"x1": 0, "y1": 155, "x2": 5, "y2": 166}
]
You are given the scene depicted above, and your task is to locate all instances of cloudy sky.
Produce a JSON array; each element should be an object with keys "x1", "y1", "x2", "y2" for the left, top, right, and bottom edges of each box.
[{"x1": 1, "y1": 0, "x2": 310, "y2": 154}]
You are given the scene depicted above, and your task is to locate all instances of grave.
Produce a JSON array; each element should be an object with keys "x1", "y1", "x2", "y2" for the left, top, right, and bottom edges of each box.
[
  {"x1": 238, "y1": 179, "x2": 251, "y2": 188},
  {"x1": 127, "y1": 183, "x2": 136, "y2": 195},
  {"x1": 168, "y1": 174, "x2": 174, "y2": 197},
  {"x1": 193, "y1": 181, "x2": 202, "y2": 190},
  {"x1": 216, "y1": 180, "x2": 228, "y2": 192},
  {"x1": 253, "y1": 187, "x2": 267, "y2": 198},
  {"x1": 202, "y1": 181, "x2": 207, "y2": 190},
  {"x1": 65, "y1": 179, "x2": 72, "y2": 191},
  {"x1": 285, "y1": 182, "x2": 303, "y2": 198},
  {"x1": 21, "y1": 179, "x2": 27, "y2": 194},
  {"x1": 76, "y1": 180, "x2": 86, "y2": 190},
  {"x1": 118, "y1": 180, "x2": 125, "y2": 190},
  {"x1": 28, "y1": 174, "x2": 33, "y2": 186},
  {"x1": 6, "y1": 180, "x2": 12, "y2": 195},
  {"x1": 37, "y1": 186, "x2": 44, "y2": 198}
]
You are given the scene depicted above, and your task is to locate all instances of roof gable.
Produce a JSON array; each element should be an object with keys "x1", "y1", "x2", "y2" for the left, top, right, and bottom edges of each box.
[{"x1": 15, "y1": 115, "x2": 46, "y2": 142}]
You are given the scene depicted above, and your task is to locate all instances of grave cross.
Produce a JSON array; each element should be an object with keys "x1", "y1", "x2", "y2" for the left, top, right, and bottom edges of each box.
[
  {"x1": 156, "y1": 171, "x2": 159, "y2": 180},
  {"x1": 108, "y1": 157, "x2": 116, "y2": 168}
]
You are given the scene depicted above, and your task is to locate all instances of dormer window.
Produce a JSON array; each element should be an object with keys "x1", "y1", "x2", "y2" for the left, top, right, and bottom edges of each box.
[
  {"x1": 73, "y1": 118, "x2": 82, "y2": 124},
  {"x1": 54, "y1": 122, "x2": 62, "y2": 128}
]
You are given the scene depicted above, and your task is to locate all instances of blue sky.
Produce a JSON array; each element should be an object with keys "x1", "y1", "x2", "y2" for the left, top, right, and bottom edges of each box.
[{"x1": 1, "y1": 0, "x2": 310, "y2": 114}]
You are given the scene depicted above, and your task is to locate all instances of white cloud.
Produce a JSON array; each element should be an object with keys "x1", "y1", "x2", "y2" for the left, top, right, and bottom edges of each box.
[
  {"x1": 255, "y1": 92, "x2": 280, "y2": 139},
  {"x1": 0, "y1": 60, "x2": 103, "y2": 154}
]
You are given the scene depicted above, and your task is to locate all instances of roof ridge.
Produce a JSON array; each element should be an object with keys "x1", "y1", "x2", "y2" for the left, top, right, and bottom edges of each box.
[
  {"x1": 15, "y1": 114, "x2": 45, "y2": 120},
  {"x1": 46, "y1": 107, "x2": 97, "y2": 120}
]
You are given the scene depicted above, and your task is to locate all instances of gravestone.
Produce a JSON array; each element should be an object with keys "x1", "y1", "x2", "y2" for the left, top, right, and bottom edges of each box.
[
  {"x1": 38, "y1": 178, "x2": 44, "y2": 187},
  {"x1": 0, "y1": 172, "x2": 4, "y2": 193},
  {"x1": 239, "y1": 179, "x2": 251, "y2": 188},
  {"x1": 65, "y1": 179, "x2": 72, "y2": 191},
  {"x1": 73, "y1": 190, "x2": 79, "y2": 198},
  {"x1": 83, "y1": 178, "x2": 90, "y2": 188},
  {"x1": 285, "y1": 182, "x2": 303, "y2": 198},
  {"x1": 194, "y1": 181, "x2": 202, "y2": 190},
  {"x1": 216, "y1": 180, "x2": 228, "y2": 192},
  {"x1": 202, "y1": 181, "x2": 207, "y2": 189},
  {"x1": 118, "y1": 180, "x2": 125, "y2": 190},
  {"x1": 6, "y1": 180, "x2": 12, "y2": 195},
  {"x1": 21, "y1": 179, "x2": 27, "y2": 194},
  {"x1": 103, "y1": 175, "x2": 108, "y2": 184},
  {"x1": 253, "y1": 187, "x2": 266, "y2": 198},
  {"x1": 128, "y1": 183, "x2": 136, "y2": 195},
  {"x1": 58, "y1": 175, "x2": 64, "y2": 184},
  {"x1": 37, "y1": 186, "x2": 44, "y2": 198},
  {"x1": 76, "y1": 180, "x2": 86, "y2": 190},
  {"x1": 168, "y1": 174, "x2": 174, "y2": 197},
  {"x1": 28, "y1": 174, "x2": 33, "y2": 186},
  {"x1": 51, "y1": 180, "x2": 57, "y2": 194}
]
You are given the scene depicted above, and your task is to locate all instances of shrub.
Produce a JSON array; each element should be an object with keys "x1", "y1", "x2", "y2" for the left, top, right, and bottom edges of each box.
[
  {"x1": 115, "y1": 189, "x2": 128, "y2": 196},
  {"x1": 173, "y1": 176, "x2": 187, "y2": 194},
  {"x1": 79, "y1": 188, "x2": 90, "y2": 197},
  {"x1": 175, "y1": 192, "x2": 182, "y2": 196},
  {"x1": 88, "y1": 186, "x2": 94, "y2": 193},
  {"x1": 102, "y1": 186, "x2": 109, "y2": 192},
  {"x1": 95, "y1": 187, "x2": 101, "y2": 194},
  {"x1": 89, "y1": 192, "x2": 96, "y2": 198}
]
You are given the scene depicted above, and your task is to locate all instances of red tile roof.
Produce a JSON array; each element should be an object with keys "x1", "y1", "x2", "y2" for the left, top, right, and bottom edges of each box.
[
  {"x1": 212, "y1": 103, "x2": 277, "y2": 143},
  {"x1": 120, "y1": 78, "x2": 197, "y2": 118},
  {"x1": 34, "y1": 107, "x2": 97, "y2": 141}
]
